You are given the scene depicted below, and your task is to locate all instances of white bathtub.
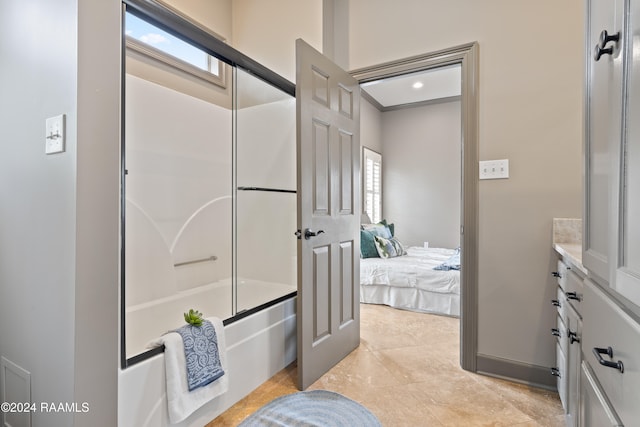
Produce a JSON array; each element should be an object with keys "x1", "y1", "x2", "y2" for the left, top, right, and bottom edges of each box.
[
  {"x1": 125, "y1": 278, "x2": 296, "y2": 358},
  {"x1": 119, "y1": 295, "x2": 297, "y2": 427}
]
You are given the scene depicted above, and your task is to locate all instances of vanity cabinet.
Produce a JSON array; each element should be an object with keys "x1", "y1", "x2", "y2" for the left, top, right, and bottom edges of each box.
[
  {"x1": 580, "y1": 361, "x2": 623, "y2": 426},
  {"x1": 551, "y1": 256, "x2": 584, "y2": 427},
  {"x1": 581, "y1": 0, "x2": 640, "y2": 425},
  {"x1": 581, "y1": 279, "x2": 640, "y2": 426}
]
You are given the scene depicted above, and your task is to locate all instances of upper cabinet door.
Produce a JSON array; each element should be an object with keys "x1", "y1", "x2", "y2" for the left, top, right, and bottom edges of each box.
[
  {"x1": 583, "y1": 0, "x2": 625, "y2": 284},
  {"x1": 614, "y1": 0, "x2": 640, "y2": 307}
]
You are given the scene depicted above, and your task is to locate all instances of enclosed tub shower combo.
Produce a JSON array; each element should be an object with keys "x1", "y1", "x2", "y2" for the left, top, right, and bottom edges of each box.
[{"x1": 119, "y1": 2, "x2": 298, "y2": 425}]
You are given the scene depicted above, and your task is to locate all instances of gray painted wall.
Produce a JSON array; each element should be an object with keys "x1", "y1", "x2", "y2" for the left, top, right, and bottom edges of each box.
[
  {"x1": 0, "y1": 0, "x2": 119, "y2": 425},
  {"x1": 382, "y1": 100, "x2": 461, "y2": 249},
  {"x1": 361, "y1": 97, "x2": 383, "y2": 154},
  {"x1": 0, "y1": 1, "x2": 78, "y2": 425},
  {"x1": 347, "y1": 0, "x2": 583, "y2": 370}
]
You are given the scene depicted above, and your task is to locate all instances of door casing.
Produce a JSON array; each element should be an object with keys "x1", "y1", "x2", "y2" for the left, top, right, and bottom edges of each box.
[{"x1": 350, "y1": 42, "x2": 479, "y2": 372}]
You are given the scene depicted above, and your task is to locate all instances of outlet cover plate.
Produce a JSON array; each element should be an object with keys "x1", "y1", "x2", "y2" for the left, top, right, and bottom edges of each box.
[{"x1": 479, "y1": 159, "x2": 509, "y2": 180}]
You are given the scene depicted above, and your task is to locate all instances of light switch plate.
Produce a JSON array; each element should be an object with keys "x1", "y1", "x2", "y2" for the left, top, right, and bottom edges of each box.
[
  {"x1": 45, "y1": 114, "x2": 65, "y2": 154},
  {"x1": 479, "y1": 159, "x2": 509, "y2": 180}
]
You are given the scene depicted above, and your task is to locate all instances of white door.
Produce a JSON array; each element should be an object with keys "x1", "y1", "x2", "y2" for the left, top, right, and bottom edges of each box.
[{"x1": 296, "y1": 39, "x2": 361, "y2": 390}]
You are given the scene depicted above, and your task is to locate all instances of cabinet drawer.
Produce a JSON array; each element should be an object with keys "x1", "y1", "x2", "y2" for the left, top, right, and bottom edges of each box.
[
  {"x1": 556, "y1": 313, "x2": 568, "y2": 356},
  {"x1": 554, "y1": 286, "x2": 567, "y2": 324},
  {"x1": 564, "y1": 270, "x2": 584, "y2": 313},
  {"x1": 556, "y1": 342, "x2": 567, "y2": 411},
  {"x1": 583, "y1": 279, "x2": 640, "y2": 425},
  {"x1": 580, "y1": 361, "x2": 623, "y2": 426},
  {"x1": 556, "y1": 259, "x2": 571, "y2": 290}
]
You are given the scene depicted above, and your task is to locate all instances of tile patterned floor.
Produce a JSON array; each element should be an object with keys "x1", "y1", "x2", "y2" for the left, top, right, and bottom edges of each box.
[{"x1": 207, "y1": 304, "x2": 565, "y2": 426}]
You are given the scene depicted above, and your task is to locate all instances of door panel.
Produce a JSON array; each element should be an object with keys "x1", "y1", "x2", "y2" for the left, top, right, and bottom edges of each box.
[
  {"x1": 297, "y1": 39, "x2": 361, "y2": 390},
  {"x1": 339, "y1": 241, "x2": 355, "y2": 326},
  {"x1": 312, "y1": 245, "x2": 330, "y2": 344},
  {"x1": 312, "y1": 119, "x2": 330, "y2": 215},
  {"x1": 339, "y1": 130, "x2": 354, "y2": 214},
  {"x1": 583, "y1": 0, "x2": 624, "y2": 283}
]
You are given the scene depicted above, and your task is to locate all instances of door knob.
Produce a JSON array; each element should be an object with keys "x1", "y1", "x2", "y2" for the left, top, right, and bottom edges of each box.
[{"x1": 304, "y1": 228, "x2": 325, "y2": 240}]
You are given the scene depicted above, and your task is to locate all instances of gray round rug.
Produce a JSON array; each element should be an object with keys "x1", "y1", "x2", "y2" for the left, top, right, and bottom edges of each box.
[{"x1": 237, "y1": 390, "x2": 382, "y2": 427}]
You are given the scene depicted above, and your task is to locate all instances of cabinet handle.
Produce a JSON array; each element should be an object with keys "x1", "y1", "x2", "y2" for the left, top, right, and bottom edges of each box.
[
  {"x1": 592, "y1": 347, "x2": 624, "y2": 373},
  {"x1": 568, "y1": 330, "x2": 580, "y2": 344},
  {"x1": 552, "y1": 271, "x2": 562, "y2": 278},
  {"x1": 551, "y1": 299, "x2": 561, "y2": 307},
  {"x1": 566, "y1": 291, "x2": 582, "y2": 301},
  {"x1": 594, "y1": 29, "x2": 620, "y2": 61},
  {"x1": 599, "y1": 29, "x2": 620, "y2": 48},
  {"x1": 550, "y1": 367, "x2": 561, "y2": 377},
  {"x1": 551, "y1": 328, "x2": 561, "y2": 337}
]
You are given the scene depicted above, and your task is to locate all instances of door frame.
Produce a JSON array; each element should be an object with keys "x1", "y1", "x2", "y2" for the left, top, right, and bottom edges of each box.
[{"x1": 350, "y1": 42, "x2": 479, "y2": 372}]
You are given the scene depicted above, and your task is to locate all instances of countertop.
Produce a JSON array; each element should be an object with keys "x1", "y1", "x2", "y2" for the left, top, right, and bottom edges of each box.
[{"x1": 553, "y1": 242, "x2": 587, "y2": 275}]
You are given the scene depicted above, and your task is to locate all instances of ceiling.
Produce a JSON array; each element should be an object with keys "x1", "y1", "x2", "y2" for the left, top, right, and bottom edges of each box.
[{"x1": 361, "y1": 64, "x2": 461, "y2": 109}]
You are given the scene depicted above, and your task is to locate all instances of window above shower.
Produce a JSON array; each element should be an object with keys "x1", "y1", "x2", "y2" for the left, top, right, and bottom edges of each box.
[{"x1": 125, "y1": 10, "x2": 226, "y2": 88}]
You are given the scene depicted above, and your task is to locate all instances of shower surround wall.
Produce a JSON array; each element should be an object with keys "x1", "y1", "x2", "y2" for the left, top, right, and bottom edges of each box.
[
  {"x1": 120, "y1": 63, "x2": 297, "y2": 425},
  {"x1": 236, "y1": 68, "x2": 297, "y2": 307},
  {"x1": 124, "y1": 72, "x2": 297, "y2": 357},
  {"x1": 125, "y1": 74, "x2": 233, "y2": 356}
]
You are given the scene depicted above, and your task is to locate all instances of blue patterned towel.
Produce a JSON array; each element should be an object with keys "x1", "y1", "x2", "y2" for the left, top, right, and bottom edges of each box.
[
  {"x1": 434, "y1": 247, "x2": 461, "y2": 271},
  {"x1": 174, "y1": 320, "x2": 225, "y2": 391}
]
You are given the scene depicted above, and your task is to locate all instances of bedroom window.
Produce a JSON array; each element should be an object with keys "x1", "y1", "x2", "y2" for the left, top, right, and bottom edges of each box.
[
  {"x1": 125, "y1": 10, "x2": 226, "y2": 88},
  {"x1": 363, "y1": 147, "x2": 382, "y2": 224}
]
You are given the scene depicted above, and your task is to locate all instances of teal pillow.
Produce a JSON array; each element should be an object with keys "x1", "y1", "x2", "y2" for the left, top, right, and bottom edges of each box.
[
  {"x1": 360, "y1": 229, "x2": 379, "y2": 258},
  {"x1": 362, "y1": 223, "x2": 392, "y2": 239}
]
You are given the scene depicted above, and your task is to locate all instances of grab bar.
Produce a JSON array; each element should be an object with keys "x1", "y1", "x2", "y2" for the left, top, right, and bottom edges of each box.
[
  {"x1": 174, "y1": 255, "x2": 218, "y2": 267},
  {"x1": 238, "y1": 186, "x2": 296, "y2": 194}
]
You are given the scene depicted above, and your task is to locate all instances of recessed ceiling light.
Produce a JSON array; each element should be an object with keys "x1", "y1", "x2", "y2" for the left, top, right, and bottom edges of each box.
[{"x1": 412, "y1": 81, "x2": 424, "y2": 89}]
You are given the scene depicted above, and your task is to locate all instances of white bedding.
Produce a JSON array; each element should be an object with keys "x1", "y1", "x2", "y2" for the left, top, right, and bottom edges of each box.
[{"x1": 360, "y1": 247, "x2": 460, "y2": 316}]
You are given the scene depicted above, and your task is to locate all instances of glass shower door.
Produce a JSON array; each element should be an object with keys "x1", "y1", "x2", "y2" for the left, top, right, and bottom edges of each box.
[
  {"x1": 124, "y1": 70, "x2": 233, "y2": 358},
  {"x1": 234, "y1": 67, "x2": 297, "y2": 313}
]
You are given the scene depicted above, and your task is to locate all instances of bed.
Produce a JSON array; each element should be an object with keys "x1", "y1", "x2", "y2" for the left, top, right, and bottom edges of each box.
[{"x1": 358, "y1": 219, "x2": 460, "y2": 316}]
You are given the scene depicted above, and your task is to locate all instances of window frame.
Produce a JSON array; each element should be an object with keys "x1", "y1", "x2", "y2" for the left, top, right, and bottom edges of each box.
[
  {"x1": 124, "y1": 2, "x2": 226, "y2": 88},
  {"x1": 363, "y1": 147, "x2": 382, "y2": 224}
]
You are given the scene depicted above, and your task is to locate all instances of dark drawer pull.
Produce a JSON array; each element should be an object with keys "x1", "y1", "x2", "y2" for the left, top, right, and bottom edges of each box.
[
  {"x1": 593, "y1": 347, "x2": 624, "y2": 373},
  {"x1": 568, "y1": 330, "x2": 580, "y2": 344},
  {"x1": 551, "y1": 299, "x2": 561, "y2": 307},
  {"x1": 566, "y1": 291, "x2": 582, "y2": 301},
  {"x1": 550, "y1": 367, "x2": 561, "y2": 377},
  {"x1": 552, "y1": 271, "x2": 562, "y2": 278},
  {"x1": 551, "y1": 328, "x2": 561, "y2": 337}
]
